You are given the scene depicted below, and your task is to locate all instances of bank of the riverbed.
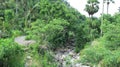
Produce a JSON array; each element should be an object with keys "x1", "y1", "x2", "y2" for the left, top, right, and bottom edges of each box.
[{"x1": 15, "y1": 36, "x2": 90, "y2": 67}]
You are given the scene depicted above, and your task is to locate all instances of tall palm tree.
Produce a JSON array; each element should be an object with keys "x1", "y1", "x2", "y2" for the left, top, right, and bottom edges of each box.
[
  {"x1": 85, "y1": 0, "x2": 99, "y2": 18},
  {"x1": 105, "y1": 0, "x2": 115, "y2": 14},
  {"x1": 85, "y1": 0, "x2": 99, "y2": 40},
  {"x1": 101, "y1": 0, "x2": 114, "y2": 36},
  {"x1": 101, "y1": 0, "x2": 105, "y2": 36}
]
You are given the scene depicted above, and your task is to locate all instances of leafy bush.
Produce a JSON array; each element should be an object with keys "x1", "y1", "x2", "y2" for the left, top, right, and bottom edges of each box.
[
  {"x1": 11, "y1": 30, "x2": 22, "y2": 37},
  {"x1": 100, "y1": 50, "x2": 120, "y2": 67},
  {"x1": 0, "y1": 9, "x2": 15, "y2": 38},
  {"x1": 80, "y1": 41, "x2": 111, "y2": 66},
  {"x1": 27, "y1": 44, "x2": 58, "y2": 67},
  {"x1": 80, "y1": 21, "x2": 120, "y2": 66},
  {"x1": 39, "y1": 51, "x2": 58, "y2": 67},
  {"x1": 27, "y1": 18, "x2": 69, "y2": 49},
  {"x1": 0, "y1": 38, "x2": 24, "y2": 67},
  {"x1": 102, "y1": 23, "x2": 120, "y2": 50},
  {"x1": 74, "y1": 18, "x2": 100, "y2": 52}
]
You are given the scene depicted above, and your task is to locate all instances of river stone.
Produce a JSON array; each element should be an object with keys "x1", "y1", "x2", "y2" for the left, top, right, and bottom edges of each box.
[{"x1": 15, "y1": 36, "x2": 35, "y2": 46}]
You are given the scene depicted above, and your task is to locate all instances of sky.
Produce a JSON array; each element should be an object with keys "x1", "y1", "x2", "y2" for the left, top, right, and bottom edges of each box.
[{"x1": 67, "y1": 0, "x2": 120, "y2": 17}]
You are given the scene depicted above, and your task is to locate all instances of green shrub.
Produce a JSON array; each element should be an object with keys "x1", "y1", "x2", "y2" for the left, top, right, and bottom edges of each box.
[
  {"x1": 40, "y1": 51, "x2": 57, "y2": 67},
  {"x1": 74, "y1": 18, "x2": 100, "y2": 52},
  {"x1": 0, "y1": 38, "x2": 25, "y2": 67},
  {"x1": 11, "y1": 30, "x2": 22, "y2": 37},
  {"x1": 26, "y1": 43, "x2": 57, "y2": 67},
  {"x1": 102, "y1": 23, "x2": 120, "y2": 50},
  {"x1": 74, "y1": 23, "x2": 90, "y2": 52},
  {"x1": 27, "y1": 18, "x2": 69, "y2": 49},
  {"x1": 100, "y1": 50, "x2": 120, "y2": 67},
  {"x1": 80, "y1": 41, "x2": 111, "y2": 66}
]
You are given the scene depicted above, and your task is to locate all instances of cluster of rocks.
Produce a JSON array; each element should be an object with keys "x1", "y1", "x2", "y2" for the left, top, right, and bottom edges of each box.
[{"x1": 54, "y1": 46, "x2": 90, "y2": 67}]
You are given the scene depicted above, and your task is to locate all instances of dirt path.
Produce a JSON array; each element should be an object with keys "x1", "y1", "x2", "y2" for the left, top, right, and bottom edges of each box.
[{"x1": 14, "y1": 36, "x2": 35, "y2": 46}]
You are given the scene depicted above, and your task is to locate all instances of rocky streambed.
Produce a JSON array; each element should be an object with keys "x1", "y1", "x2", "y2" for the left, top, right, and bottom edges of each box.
[
  {"x1": 15, "y1": 36, "x2": 90, "y2": 67},
  {"x1": 54, "y1": 46, "x2": 90, "y2": 67}
]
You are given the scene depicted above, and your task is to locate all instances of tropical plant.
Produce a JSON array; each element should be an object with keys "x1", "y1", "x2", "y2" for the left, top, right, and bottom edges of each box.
[
  {"x1": 85, "y1": 0, "x2": 99, "y2": 18},
  {"x1": 104, "y1": 0, "x2": 115, "y2": 14}
]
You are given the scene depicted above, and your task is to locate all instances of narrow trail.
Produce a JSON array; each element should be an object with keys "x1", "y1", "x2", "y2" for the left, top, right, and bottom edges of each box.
[
  {"x1": 14, "y1": 36, "x2": 35, "y2": 67},
  {"x1": 14, "y1": 36, "x2": 90, "y2": 67},
  {"x1": 14, "y1": 36, "x2": 35, "y2": 46}
]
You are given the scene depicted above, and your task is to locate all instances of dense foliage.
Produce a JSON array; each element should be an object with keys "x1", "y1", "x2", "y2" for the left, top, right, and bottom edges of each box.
[
  {"x1": 0, "y1": 38, "x2": 24, "y2": 67},
  {"x1": 0, "y1": 0, "x2": 119, "y2": 67},
  {"x1": 80, "y1": 14, "x2": 120, "y2": 67}
]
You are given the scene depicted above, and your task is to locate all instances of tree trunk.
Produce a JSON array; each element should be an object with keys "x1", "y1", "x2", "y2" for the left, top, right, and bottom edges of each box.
[
  {"x1": 101, "y1": 0, "x2": 105, "y2": 36},
  {"x1": 118, "y1": 7, "x2": 120, "y2": 12},
  {"x1": 107, "y1": 2, "x2": 109, "y2": 14},
  {"x1": 16, "y1": 0, "x2": 18, "y2": 16}
]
